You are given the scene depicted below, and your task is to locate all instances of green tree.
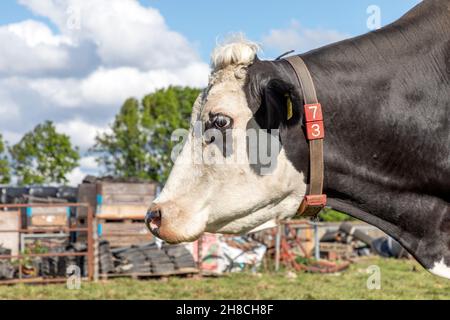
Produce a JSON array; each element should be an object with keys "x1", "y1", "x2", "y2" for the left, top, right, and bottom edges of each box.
[
  {"x1": 10, "y1": 121, "x2": 80, "y2": 185},
  {"x1": 142, "y1": 86, "x2": 200, "y2": 182},
  {"x1": 93, "y1": 97, "x2": 149, "y2": 180},
  {"x1": 93, "y1": 86, "x2": 200, "y2": 183},
  {"x1": 0, "y1": 134, "x2": 11, "y2": 184}
]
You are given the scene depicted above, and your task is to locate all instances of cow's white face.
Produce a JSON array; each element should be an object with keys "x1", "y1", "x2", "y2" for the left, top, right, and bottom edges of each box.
[{"x1": 146, "y1": 40, "x2": 306, "y2": 243}]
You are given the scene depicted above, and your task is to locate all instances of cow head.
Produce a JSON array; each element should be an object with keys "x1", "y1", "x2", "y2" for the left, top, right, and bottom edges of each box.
[{"x1": 146, "y1": 38, "x2": 307, "y2": 243}]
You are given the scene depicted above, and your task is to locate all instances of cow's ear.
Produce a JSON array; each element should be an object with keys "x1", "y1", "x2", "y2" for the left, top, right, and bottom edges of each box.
[{"x1": 254, "y1": 79, "x2": 302, "y2": 131}]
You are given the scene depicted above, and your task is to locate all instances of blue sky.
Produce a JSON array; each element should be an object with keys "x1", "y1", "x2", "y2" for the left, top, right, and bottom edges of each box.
[
  {"x1": 0, "y1": 0, "x2": 421, "y2": 184},
  {"x1": 145, "y1": 0, "x2": 421, "y2": 60}
]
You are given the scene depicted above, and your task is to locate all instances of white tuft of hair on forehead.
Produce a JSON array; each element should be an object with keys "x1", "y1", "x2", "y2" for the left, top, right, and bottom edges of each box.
[{"x1": 211, "y1": 34, "x2": 260, "y2": 71}]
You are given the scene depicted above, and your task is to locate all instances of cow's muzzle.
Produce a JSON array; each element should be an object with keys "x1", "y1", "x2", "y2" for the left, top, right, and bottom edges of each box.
[{"x1": 145, "y1": 201, "x2": 203, "y2": 244}]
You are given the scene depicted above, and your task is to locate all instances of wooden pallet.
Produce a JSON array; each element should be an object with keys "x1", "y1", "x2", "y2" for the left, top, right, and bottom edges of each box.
[
  {"x1": 98, "y1": 218, "x2": 152, "y2": 248},
  {"x1": 99, "y1": 268, "x2": 199, "y2": 280}
]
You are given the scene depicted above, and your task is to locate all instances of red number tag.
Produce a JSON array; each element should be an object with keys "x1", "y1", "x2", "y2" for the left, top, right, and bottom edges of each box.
[
  {"x1": 304, "y1": 103, "x2": 323, "y2": 122},
  {"x1": 306, "y1": 121, "x2": 324, "y2": 140}
]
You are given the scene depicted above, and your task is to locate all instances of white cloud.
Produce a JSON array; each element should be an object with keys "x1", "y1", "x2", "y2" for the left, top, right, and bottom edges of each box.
[
  {"x1": 262, "y1": 20, "x2": 351, "y2": 54},
  {"x1": 64, "y1": 154, "x2": 106, "y2": 186},
  {"x1": 80, "y1": 156, "x2": 99, "y2": 171},
  {"x1": 7, "y1": 19, "x2": 71, "y2": 47},
  {"x1": 0, "y1": 20, "x2": 72, "y2": 76},
  {"x1": 18, "y1": 0, "x2": 201, "y2": 70},
  {"x1": 66, "y1": 167, "x2": 85, "y2": 186},
  {"x1": 55, "y1": 119, "x2": 110, "y2": 150},
  {"x1": 80, "y1": 63, "x2": 209, "y2": 106},
  {"x1": 20, "y1": 62, "x2": 209, "y2": 109},
  {"x1": 0, "y1": 0, "x2": 210, "y2": 182},
  {"x1": 27, "y1": 77, "x2": 83, "y2": 108},
  {"x1": 66, "y1": 155, "x2": 101, "y2": 186},
  {"x1": 0, "y1": 90, "x2": 21, "y2": 121},
  {"x1": 2, "y1": 131, "x2": 23, "y2": 146}
]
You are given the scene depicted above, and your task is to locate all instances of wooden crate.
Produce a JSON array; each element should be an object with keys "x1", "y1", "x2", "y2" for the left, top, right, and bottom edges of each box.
[
  {"x1": 98, "y1": 219, "x2": 153, "y2": 248},
  {"x1": 98, "y1": 182, "x2": 156, "y2": 197},
  {"x1": 28, "y1": 207, "x2": 69, "y2": 228},
  {"x1": 0, "y1": 210, "x2": 20, "y2": 256},
  {"x1": 96, "y1": 204, "x2": 149, "y2": 220},
  {"x1": 96, "y1": 182, "x2": 156, "y2": 219},
  {"x1": 100, "y1": 194, "x2": 154, "y2": 206},
  {"x1": 78, "y1": 181, "x2": 157, "y2": 220}
]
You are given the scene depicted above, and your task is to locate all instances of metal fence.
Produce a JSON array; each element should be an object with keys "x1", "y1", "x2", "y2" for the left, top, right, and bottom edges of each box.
[{"x1": 0, "y1": 203, "x2": 94, "y2": 285}]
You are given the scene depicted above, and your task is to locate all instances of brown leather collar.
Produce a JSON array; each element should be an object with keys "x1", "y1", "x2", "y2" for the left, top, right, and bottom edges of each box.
[{"x1": 285, "y1": 55, "x2": 327, "y2": 217}]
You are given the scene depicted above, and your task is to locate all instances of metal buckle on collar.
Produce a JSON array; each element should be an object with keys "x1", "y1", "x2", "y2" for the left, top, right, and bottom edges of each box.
[
  {"x1": 298, "y1": 194, "x2": 327, "y2": 217},
  {"x1": 305, "y1": 194, "x2": 327, "y2": 207}
]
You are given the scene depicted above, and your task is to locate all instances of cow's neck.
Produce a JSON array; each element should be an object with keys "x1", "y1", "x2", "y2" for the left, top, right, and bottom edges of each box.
[{"x1": 280, "y1": 0, "x2": 449, "y2": 228}]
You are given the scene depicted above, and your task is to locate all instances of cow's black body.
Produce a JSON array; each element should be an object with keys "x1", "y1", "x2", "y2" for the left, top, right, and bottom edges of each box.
[{"x1": 245, "y1": 0, "x2": 450, "y2": 270}]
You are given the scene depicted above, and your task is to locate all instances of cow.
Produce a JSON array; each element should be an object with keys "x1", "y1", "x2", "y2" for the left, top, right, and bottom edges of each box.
[{"x1": 146, "y1": 0, "x2": 450, "y2": 279}]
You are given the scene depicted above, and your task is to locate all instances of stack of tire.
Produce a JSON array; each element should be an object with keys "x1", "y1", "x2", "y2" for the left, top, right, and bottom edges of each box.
[
  {"x1": 107, "y1": 242, "x2": 198, "y2": 275},
  {"x1": 141, "y1": 245, "x2": 175, "y2": 274},
  {"x1": 98, "y1": 241, "x2": 114, "y2": 274},
  {"x1": 164, "y1": 244, "x2": 196, "y2": 270},
  {"x1": 39, "y1": 244, "x2": 88, "y2": 278},
  {"x1": 39, "y1": 247, "x2": 68, "y2": 278},
  {"x1": 68, "y1": 242, "x2": 88, "y2": 277},
  {"x1": 40, "y1": 256, "x2": 59, "y2": 277},
  {"x1": 113, "y1": 246, "x2": 152, "y2": 274},
  {"x1": 111, "y1": 243, "x2": 177, "y2": 274}
]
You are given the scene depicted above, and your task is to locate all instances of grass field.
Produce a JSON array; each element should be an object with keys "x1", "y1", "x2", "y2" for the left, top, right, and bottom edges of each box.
[{"x1": 0, "y1": 257, "x2": 449, "y2": 300}]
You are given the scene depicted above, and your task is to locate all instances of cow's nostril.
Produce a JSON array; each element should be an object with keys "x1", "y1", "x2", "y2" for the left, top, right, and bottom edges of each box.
[
  {"x1": 145, "y1": 208, "x2": 162, "y2": 234},
  {"x1": 147, "y1": 209, "x2": 161, "y2": 220}
]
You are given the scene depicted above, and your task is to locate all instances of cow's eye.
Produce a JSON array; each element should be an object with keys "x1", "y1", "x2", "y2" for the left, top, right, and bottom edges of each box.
[{"x1": 213, "y1": 114, "x2": 232, "y2": 129}]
